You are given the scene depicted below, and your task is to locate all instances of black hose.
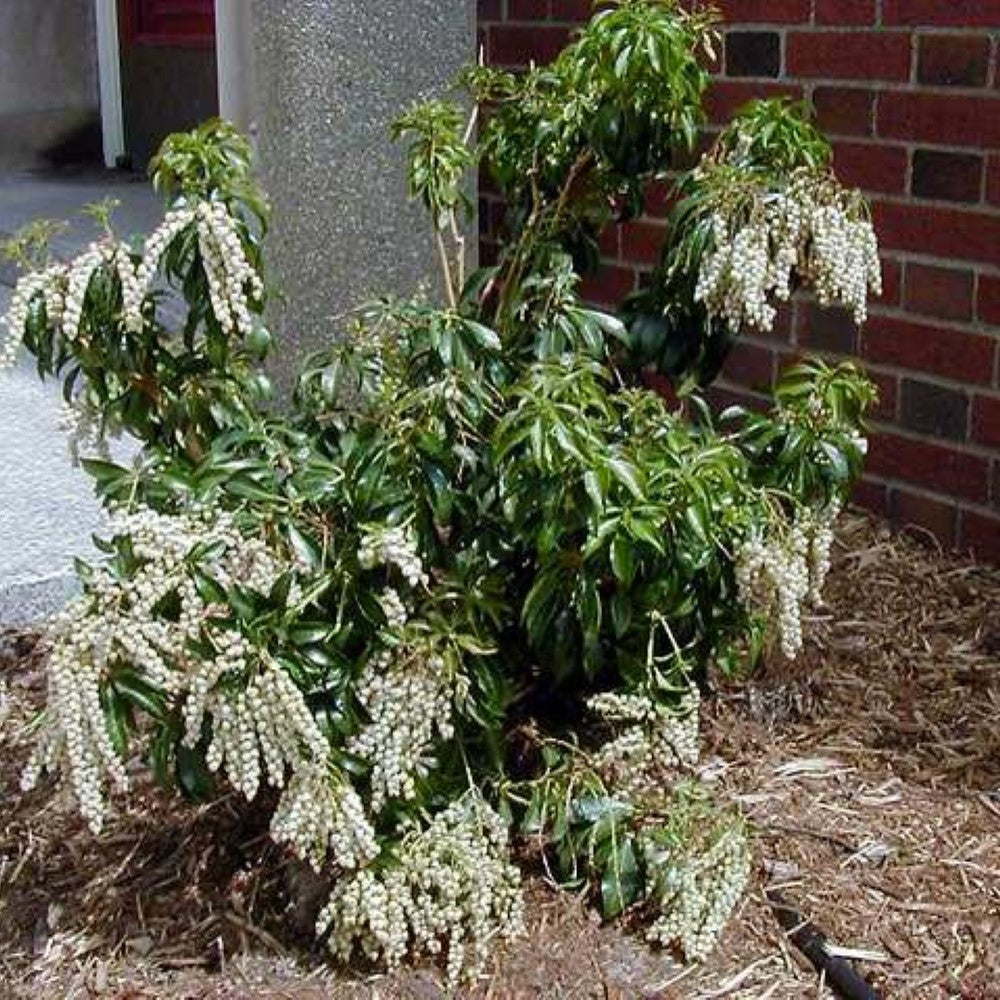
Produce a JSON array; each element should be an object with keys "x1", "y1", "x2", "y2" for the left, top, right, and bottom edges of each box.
[{"x1": 766, "y1": 889, "x2": 884, "y2": 1000}]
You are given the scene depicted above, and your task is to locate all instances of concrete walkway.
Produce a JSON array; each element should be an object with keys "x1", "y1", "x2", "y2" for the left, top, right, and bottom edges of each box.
[{"x1": 0, "y1": 170, "x2": 158, "y2": 625}]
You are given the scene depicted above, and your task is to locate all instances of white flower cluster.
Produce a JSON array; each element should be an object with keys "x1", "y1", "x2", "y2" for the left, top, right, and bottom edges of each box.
[
  {"x1": 22, "y1": 505, "x2": 283, "y2": 831},
  {"x1": 317, "y1": 792, "x2": 524, "y2": 986},
  {"x1": 2, "y1": 198, "x2": 262, "y2": 373},
  {"x1": 590, "y1": 684, "x2": 701, "y2": 788},
  {"x1": 695, "y1": 169, "x2": 881, "y2": 333},
  {"x1": 358, "y1": 524, "x2": 429, "y2": 588},
  {"x1": 644, "y1": 819, "x2": 751, "y2": 962},
  {"x1": 736, "y1": 502, "x2": 841, "y2": 658},
  {"x1": 271, "y1": 764, "x2": 378, "y2": 872},
  {"x1": 136, "y1": 204, "x2": 196, "y2": 289},
  {"x1": 56, "y1": 398, "x2": 111, "y2": 464},
  {"x1": 348, "y1": 640, "x2": 456, "y2": 812},
  {"x1": 0, "y1": 263, "x2": 66, "y2": 368},
  {"x1": 195, "y1": 200, "x2": 263, "y2": 337},
  {"x1": 0, "y1": 679, "x2": 12, "y2": 735}
]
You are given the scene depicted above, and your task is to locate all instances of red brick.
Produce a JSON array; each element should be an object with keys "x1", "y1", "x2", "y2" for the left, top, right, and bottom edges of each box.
[
  {"x1": 853, "y1": 477, "x2": 889, "y2": 515},
  {"x1": 598, "y1": 225, "x2": 620, "y2": 260},
  {"x1": 550, "y1": 0, "x2": 594, "y2": 20},
  {"x1": 489, "y1": 24, "x2": 570, "y2": 65},
  {"x1": 813, "y1": 86, "x2": 874, "y2": 137},
  {"x1": 833, "y1": 141, "x2": 907, "y2": 194},
  {"x1": 890, "y1": 488, "x2": 958, "y2": 545},
  {"x1": 723, "y1": 341, "x2": 775, "y2": 389},
  {"x1": 786, "y1": 31, "x2": 912, "y2": 82},
  {"x1": 580, "y1": 265, "x2": 636, "y2": 307},
  {"x1": 861, "y1": 314, "x2": 995, "y2": 385},
  {"x1": 643, "y1": 179, "x2": 676, "y2": 218},
  {"x1": 714, "y1": 0, "x2": 811, "y2": 23},
  {"x1": 917, "y1": 34, "x2": 991, "y2": 88},
  {"x1": 987, "y1": 156, "x2": 1000, "y2": 206},
  {"x1": 959, "y1": 509, "x2": 1000, "y2": 563},
  {"x1": 878, "y1": 92, "x2": 1000, "y2": 149},
  {"x1": 867, "y1": 433, "x2": 990, "y2": 502},
  {"x1": 977, "y1": 274, "x2": 1000, "y2": 326},
  {"x1": 507, "y1": 0, "x2": 550, "y2": 19},
  {"x1": 814, "y1": 0, "x2": 875, "y2": 24},
  {"x1": 705, "y1": 80, "x2": 802, "y2": 124},
  {"x1": 872, "y1": 201, "x2": 1000, "y2": 269},
  {"x1": 972, "y1": 395, "x2": 1000, "y2": 448},
  {"x1": 883, "y1": 0, "x2": 1000, "y2": 27},
  {"x1": 880, "y1": 257, "x2": 902, "y2": 307},
  {"x1": 904, "y1": 263, "x2": 975, "y2": 321},
  {"x1": 621, "y1": 220, "x2": 666, "y2": 266}
]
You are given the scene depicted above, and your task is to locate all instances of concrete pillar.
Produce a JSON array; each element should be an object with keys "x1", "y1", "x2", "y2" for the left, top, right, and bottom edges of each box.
[{"x1": 220, "y1": 1, "x2": 476, "y2": 390}]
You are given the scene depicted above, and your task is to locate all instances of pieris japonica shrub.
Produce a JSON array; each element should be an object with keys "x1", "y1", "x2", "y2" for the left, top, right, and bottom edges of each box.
[{"x1": 3, "y1": 1, "x2": 879, "y2": 986}]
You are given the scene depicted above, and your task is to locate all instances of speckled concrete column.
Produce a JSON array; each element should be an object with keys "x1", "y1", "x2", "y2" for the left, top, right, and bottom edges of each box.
[{"x1": 244, "y1": 0, "x2": 476, "y2": 390}]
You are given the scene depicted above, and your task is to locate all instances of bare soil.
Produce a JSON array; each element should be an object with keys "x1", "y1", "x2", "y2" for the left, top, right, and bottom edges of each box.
[{"x1": 1, "y1": 513, "x2": 997, "y2": 999}]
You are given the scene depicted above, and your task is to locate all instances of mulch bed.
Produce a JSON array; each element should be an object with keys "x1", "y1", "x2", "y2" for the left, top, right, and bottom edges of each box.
[{"x1": 1, "y1": 512, "x2": 997, "y2": 999}]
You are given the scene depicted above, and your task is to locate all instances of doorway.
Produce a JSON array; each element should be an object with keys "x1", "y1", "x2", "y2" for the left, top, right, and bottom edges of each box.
[{"x1": 117, "y1": 0, "x2": 218, "y2": 169}]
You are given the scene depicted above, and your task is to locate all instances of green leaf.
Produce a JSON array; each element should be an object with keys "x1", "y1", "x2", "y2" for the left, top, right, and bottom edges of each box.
[{"x1": 610, "y1": 535, "x2": 635, "y2": 585}]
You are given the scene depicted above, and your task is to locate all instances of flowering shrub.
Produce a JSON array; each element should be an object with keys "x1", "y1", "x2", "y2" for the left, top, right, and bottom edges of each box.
[{"x1": 3, "y1": 1, "x2": 880, "y2": 986}]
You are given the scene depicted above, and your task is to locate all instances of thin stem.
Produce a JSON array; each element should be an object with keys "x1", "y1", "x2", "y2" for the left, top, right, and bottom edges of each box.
[{"x1": 435, "y1": 228, "x2": 457, "y2": 309}]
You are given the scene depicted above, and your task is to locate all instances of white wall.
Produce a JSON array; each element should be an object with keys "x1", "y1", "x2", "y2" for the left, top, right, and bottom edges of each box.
[{"x1": 0, "y1": 0, "x2": 100, "y2": 167}]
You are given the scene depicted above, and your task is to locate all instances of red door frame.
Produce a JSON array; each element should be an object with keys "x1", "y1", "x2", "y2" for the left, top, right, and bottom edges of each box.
[{"x1": 119, "y1": 0, "x2": 215, "y2": 47}]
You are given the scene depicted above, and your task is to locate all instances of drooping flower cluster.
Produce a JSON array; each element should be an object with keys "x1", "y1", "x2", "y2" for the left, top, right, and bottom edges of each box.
[
  {"x1": 0, "y1": 263, "x2": 65, "y2": 368},
  {"x1": 135, "y1": 204, "x2": 196, "y2": 289},
  {"x1": 736, "y1": 502, "x2": 841, "y2": 658},
  {"x1": 348, "y1": 637, "x2": 458, "y2": 812},
  {"x1": 2, "y1": 197, "x2": 262, "y2": 379},
  {"x1": 644, "y1": 813, "x2": 752, "y2": 961},
  {"x1": 358, "y1": 523, "x2": 430, "y2": 588},
  {"x1": 589, "y1": 684, "x2": 701, "y2": 790},
  {"x1": 56, "y1": 398, "x2": 111, "y2": 464},
  {"x1": 195, "y1": 200, "x2": 263, "y2": 337},
  {"x1": 21, "y1": 505, "x2": 284, "y2": 831},
  {"x1": 317, "y1": 792, "x2": 525, "y2": 987},
  {"x1": 695, "y1": 168, "x2": 881, "y2": 334}
]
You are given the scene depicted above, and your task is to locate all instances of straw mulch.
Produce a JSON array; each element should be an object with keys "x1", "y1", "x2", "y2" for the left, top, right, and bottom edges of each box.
[{"x1": 0, "y1": 512, "x2": 997, "y2": 999}]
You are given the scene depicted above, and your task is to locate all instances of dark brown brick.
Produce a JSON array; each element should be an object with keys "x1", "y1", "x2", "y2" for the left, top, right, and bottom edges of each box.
[
  {"x1": 911, "y1": 150, "x2": 983, "y2": 203},
  {"x1": 900, "y1": 379, "x2": 969, "y2": 441},
  {"x1": 812, "y1": 86, "x2": 874, "y2": 137},
  {"x1": 917, "y1": 34, "x2": 991, "y2": 88},
  {"x1": 726, "y1": 31, "x2": 781, "y2": 77},
  {"x1": 904, "y1": 263, "x2": 975, "y2": 321},
  {"x1": 798, "y1": 303, "x2": 857, "y2": 354}
]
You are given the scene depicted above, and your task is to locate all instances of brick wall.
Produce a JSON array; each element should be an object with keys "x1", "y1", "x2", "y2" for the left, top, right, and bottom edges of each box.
[{"x1": 478, "y1": 0, "x2": 1000, "y2": 562}]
